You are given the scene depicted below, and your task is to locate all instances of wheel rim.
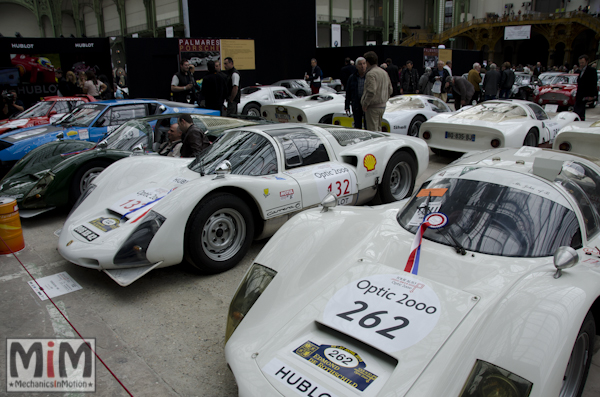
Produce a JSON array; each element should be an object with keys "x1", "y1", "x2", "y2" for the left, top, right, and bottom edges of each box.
[
  {"x1": 79, "y1": 166, "x2": 104, "y2": 194},
  {"x1": 524, "y1": 132, "x2": 537, "y2": 146},
  {"x1": 388, "y1": 161, "x2": 413, "y2": 200},
  {"x1": 296, "y1": 91, "x2": 305, "y2": 97},
  {"x1": 560, "y1": 332, "x2": 590, "y2": 397},
  {"x1": 201, "y1": 208, "x2": 246, "y2": 261},
  {"x1": 246, "y1": 107, "x2": 260, "y2": 117},
  {"x1": 409, "y1": 120, "x2": 423, "y2": 136}
]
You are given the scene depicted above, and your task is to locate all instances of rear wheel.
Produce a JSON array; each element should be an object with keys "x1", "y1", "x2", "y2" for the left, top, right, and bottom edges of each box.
[
  {"x1": 559, "y1": 312, "x2": 595, "y2": 397},
  {"x1": 243, "y1": 103, "x2": 260, "y2": 117},
  {"x1": 318, "y1": 114, "x2": 333, "y2": 124},
  {"x1": 523, "y1": 128, "x2": 538, "y2": 147},
  {"x1": 70, "y1": 160, "x2": 111, "y2": 203},
  {"x1": 378, "y1": 151, "x2": 416, "y2": 203},
  {"x1": 295, "y1": 90, "x2": 306, "y2": 97},
  {"x1": 408, "y1": 115, "x2": 426, "y2": 137}
]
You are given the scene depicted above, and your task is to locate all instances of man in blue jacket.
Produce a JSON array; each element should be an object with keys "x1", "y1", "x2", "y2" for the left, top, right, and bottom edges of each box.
[{"x1": 344, "y1": 57, "x2": 367, "y2": 129}]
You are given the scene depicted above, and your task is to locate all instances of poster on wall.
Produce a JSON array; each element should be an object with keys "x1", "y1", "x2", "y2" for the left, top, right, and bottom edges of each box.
[
  {"x1": 331, "y1": 24, "x2": 341, "y2": 47},
  {"x1": 438, "y1": 49, "x2": 452, "y2": 69},
  {"x1": 504, "y1": 25, "x2": 531, "y2": 40},
  {"x1": 424, "y1": 48, "x2": 439, "y2": 69},
  {"x1": 220, "y1": 39, "x2": 255, "y2": 70},
  {"x1": 178, "y1": 39, "x2": 221, "y2": 72}
]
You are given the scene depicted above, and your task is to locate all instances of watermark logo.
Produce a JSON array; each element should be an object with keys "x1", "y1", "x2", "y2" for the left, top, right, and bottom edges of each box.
[{"x1": 6, "y1": 338, "x2": 96, "y2": 392}]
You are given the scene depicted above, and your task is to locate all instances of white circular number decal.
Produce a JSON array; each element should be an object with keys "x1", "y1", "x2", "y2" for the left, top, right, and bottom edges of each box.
[
  {"x1": 323, "y1": 347, "x2": 359, "y2": 368},
  {"x1": 322, "y1": 274, "x2": 441, "y2": 354}
]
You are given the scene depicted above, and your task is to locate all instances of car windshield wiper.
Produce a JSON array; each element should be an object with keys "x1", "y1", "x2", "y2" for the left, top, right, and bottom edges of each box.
[{"x1": 441, "y1": 229, "x2": 467, "y2": 256}]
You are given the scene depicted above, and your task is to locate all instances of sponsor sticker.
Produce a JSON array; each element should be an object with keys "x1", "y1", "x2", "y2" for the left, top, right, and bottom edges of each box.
[
  {"x1": 66, "y1": 131, "x2": 78, "y2": 137},
  {"x1": 169, "y1": 176, "x2": 189, "y2": 185},
  {"x1": 262, "y1": 358, "x2": 338, "y2": 397},
  {"x1": 363, "y1": 154, "x2": 376, "y2": 172},
  {"x1": 263, "y1": 188, "x2": 270, "y2": 198},
  {"x1": 280, "y1": 189, "x2": 294, "y2": 201},
  {"x1": 73, "y1": 225, "x2": 99, "y2": 242},
  {"x1": 78, "y1": 129, "x2": 89, "y2": 140},
  {"x1": 293, "y1": 341, "x2": 378, "y2": 391},
  {"x1": 313, "y1": 164, "x2": 358, "y2": 201},
  {"x1": 88, "y1": 217, "x2": 120, "y2": 233},
  {"x1": 109, "y1": 187, "x2": 170, "y2": 217}
]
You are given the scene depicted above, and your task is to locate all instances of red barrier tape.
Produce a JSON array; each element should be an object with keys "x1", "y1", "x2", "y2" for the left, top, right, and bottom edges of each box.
[{"x1": 0, "y1": 233, "x2": 134, "y2": 397}]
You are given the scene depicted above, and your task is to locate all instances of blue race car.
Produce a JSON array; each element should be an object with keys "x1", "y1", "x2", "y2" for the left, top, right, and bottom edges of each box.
[{"x1": 0, "y1": 99, "x2": 219, "y2": 175}]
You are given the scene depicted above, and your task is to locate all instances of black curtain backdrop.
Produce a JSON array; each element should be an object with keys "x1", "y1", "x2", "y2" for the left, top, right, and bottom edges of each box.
[{"x1": 125, "y1": 38, "x2": 178, "y2": 100}]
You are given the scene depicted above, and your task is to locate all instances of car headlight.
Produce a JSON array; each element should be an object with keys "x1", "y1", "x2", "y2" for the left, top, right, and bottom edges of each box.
[
  {"x1": 23, "y1": 172, "x2": 54, "y2": 207},
  {"x1": 225, "y1": 263, "x2": 277, "y2": 343},
  {"x1": 113, "y1": 210, "x2": 166, "y2": 267},
  {"x1": 68, "y1": 183, "x2": 96, "y2": 217},
  {"x1": 459, "y1": 360, "x2": 532, "y2": 397}
]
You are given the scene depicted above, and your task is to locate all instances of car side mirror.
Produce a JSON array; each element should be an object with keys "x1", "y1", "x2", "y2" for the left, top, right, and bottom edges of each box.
[
  {"x1": 49, "y1": 110, "x2": 57, "y2": 115},
  {"x1": 56, "y1": 132, "x2": 64, "y2": 140},
  {"x1": 553, "y1": 246, "x2": 579, "y2": 279},
  {"x1": 213, "y1": 160, "x2": 232, "y2": 179},
  {"x1": 132, "y1": 143, "x2": 145, "y2": 153},
  {"x1": 95, "y1": 117, "x2": 107, "y2": 127},
  {"x1": 97, "y1": 140, "x2": 108, "y2": 149},
  {"x1": 320, "y1": 193, "x2": 337, "y2": 213}
]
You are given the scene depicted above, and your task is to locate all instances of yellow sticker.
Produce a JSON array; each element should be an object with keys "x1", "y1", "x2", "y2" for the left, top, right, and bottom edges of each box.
[
  {"x1": 66, "y1": 130, "x2": 78, "y2": 136},
  {"x1": 363, "y1": 154, "x2": 377, "y2": 171}
]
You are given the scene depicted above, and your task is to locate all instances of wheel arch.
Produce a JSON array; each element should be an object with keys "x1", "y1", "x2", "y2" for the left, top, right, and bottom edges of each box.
[
  {"x1": 243, "y1": 101, "x2": 262, "y2": 114},
  {"x1": 589, "y1": 295, "x2": 600, "y2": 334},
  {"x1": 66, "y1": 158, "x2": 114, "y2": 202}
]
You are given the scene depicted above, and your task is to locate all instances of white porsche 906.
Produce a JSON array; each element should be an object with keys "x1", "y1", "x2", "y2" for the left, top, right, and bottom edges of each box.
[
  {"x1": 261, "y1": 93, "x2": 347, "y2": 125},
  {"x1": 420, "y1": 99, "x2": 580, "y2": 154},
  {"x1": 553, "y1": 120, "x2": 600, "y2": 159},
  {"x1": 332, "y1": 95, "x2": 452, "y2": 135},
  {"x1": 58, "y1": 124, "x2": 429, "y2": 286},
  {"x1": 239, "y1": 86, "x2": 297, "y2": 117},
  {"x1": 226, "y1": 146, "x2": 600, "y2": 397}
]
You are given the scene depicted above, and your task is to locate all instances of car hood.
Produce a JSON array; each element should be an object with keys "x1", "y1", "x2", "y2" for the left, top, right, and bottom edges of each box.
[
  {"x1": 539, "y1": 84, "x2": 576, "y2": 93},
  {"x1": 244, "y1": 206, "x2": 551, "y2": 395},
  {"x1": 1, "y1": 124, "x2": 64, "y2": 143}
]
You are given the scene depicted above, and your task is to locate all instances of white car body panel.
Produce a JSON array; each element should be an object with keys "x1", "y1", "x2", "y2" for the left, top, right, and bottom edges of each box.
[
  {"x1": 58, "y1": 124, "x2": 429, "y2": 285},
  {"x1": 383, "y1": 95, "x2": 452, "y2": 135},
  {"x1": 554, "y1": 121, "x2": 600, "y2": 158},
  {"x1": 226, "y1": 147, "x2": 600, "y2": 396},
  {"x1": 261, "y1": 93, "x2": 347, "y2": 124},
  {"x1": 238, "y1": 86, "x2": 297, "y2": 116},
  {"x1": 420, "y1": 99, "x2": 579, "y2": 153}
]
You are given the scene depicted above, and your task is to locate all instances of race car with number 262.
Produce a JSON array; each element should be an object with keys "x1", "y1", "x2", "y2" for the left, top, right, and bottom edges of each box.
[{"x1": 58, "y1": 123, "x2": 429, "y2": 286}]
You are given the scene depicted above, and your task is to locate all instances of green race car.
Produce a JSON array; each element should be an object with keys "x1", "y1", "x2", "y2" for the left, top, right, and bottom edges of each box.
[{"x1": 0, "y1": 113, "x2": 265, "y2": 217}]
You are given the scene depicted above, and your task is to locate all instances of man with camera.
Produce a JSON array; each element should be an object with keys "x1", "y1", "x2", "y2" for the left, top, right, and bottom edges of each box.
[{"x1": 1, "y1": 90, "x2": 24, "y2": 120}]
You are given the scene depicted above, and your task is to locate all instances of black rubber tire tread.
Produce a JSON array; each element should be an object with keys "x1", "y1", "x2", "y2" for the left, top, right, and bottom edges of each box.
[
  {"x1": 378, "y1": 151, "x2": 417, "y2": 203},
  {"x1": 318, "y1": 114, "x2": 334, "y2": 124},
  {"x1": 185, "y1": 193, "x2": 254, "y2": 274},
  {"x1": 564, "y1": 311, "x2": 595, "y2": 397},
  {"x1": 408, "y1": 115, "x2": 427, "y2": 137},
  {"x1": 243, "y1": 103, "x2": 260, "y2": 116},
  {"x1": 523, "y1": 128, "x2": 539, "y2": 147},
  {"x1": 69, "y1": 160, "x2": 111, "y2": 204}
]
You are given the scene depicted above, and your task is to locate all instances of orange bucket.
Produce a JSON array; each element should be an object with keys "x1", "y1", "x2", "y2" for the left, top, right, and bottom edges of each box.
[{"x1": 0, "y1": 197, "x2": 25, "y2": 254}]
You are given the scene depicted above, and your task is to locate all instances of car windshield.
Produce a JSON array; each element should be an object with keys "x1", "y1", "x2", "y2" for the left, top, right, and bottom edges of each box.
[
  {"x1": 450, "y1": 102, "x2": 528, "y2": 122},
  {"x1": 541, "y1": 74, "x2": 559, "y2": 85},
  {"x1": 386, "y1": 96, "x2": 425, "y2": 111},
  {"x1": 515, "y1": 75, "x2": 530, "y2": 85},
  {"x1": 397, "y1": 167, "x2": 581, "y2": 257},
  {"x1": 61, "y1": 104, "x2": 106, "y2": 127},
  {"x1": 17, "y1": 101, "x2": 54, "y2": 118},
  {"x1": 105, "y1": 120, "x2": 151, "y2": 150},
  {"x1": 188, "y1": 130, "x2": 278, "y2": 176},
  {"x1": 550, "y1": 75, "x2": 577, "y2": 85}
]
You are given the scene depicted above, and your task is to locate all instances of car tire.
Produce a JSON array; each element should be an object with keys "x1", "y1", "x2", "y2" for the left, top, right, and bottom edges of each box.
[
  {"x1": 318, "y1": 114, "x2": 333, "y2": 124},
  {"x1": 242, "y1": 103, "x2": 260, "y2": 117},
  {"x1": 296, "y1": 91, "x2": 306, "y2": 97},
  {"x1": 378, "y1": 151, "x2": 416, "y2": 203},
  {"x1": 408, "y1": 115, "x2": 426, "y2": 137},
  {"x1": 523, "y1": 128, "x2": 538, "y2": 147},
  {"x1": 70, "y1": 160, "x2": 111, "y2": 203},
  {"x1": 560, "y1": 311, "x2": 595, "y2": 397},
  {"x1": 185, "y1": 193, "x2": 254, "y2": 274}
]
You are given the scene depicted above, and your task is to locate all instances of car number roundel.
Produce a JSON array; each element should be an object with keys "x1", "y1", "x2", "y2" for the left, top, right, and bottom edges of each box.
[{"x1": 322, "y1": 274, "x2": 441, "y2": 354}]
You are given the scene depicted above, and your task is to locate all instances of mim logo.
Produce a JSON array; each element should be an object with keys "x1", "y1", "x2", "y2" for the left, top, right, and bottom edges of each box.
[{"x1": 6, "y1": 338, "x2": 95, "y2": 392}]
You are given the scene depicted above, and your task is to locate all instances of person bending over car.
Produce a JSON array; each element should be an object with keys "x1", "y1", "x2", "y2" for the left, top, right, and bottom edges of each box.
[
  {"x1": 158, "y1": 123, "x2": 183, "y2": 157},
  {"x1": 178, "y1": 114, "x2": 210, "y2": 158}
]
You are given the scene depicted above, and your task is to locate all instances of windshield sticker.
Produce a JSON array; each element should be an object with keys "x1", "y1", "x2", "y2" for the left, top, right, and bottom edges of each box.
[
  {"x1": 416, "y1": 188, "x2": 447, "y2": 197},
  {"x1": 514, "y1": 146, "x2": 541, "y2": 157},
  {"x1": 408, "y1": 201, "x2": 442, "y2": 226},
  {"x1": 322, "y1": 274, "x2": 441, "y2": 355},
  {"x1": 424, "y1": 212, "x2": 448, "y2": 229},
  {"x1": 73, "y1": 225, "x2": 99, "y2": 242},
  {"x1": 313, "y1": 164, "x2": 358, "y2": 201},
  {"x1": 66, "y1": 130, "x2": 78, "y2": 137},
  {"x1": 89, "y1": 217, "x2": 120, "y2": 233},
  {"x1": 263, "y1": 358, "x2": 339, "y2": 397},
  {"x1": 293, "y1": 341, "x2": 378, "y2": 391},
  {"x1": 363, "y1": 154, "x2": 376, "y2": 171},
  {"x1": 510, "y1": 181, "x2": 552, "y2": 198},
  {"x1": 280, "y1": 189, "x2": 294, "y2": 201}
]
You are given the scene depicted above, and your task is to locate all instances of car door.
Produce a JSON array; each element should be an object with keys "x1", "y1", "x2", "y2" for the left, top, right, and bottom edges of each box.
[
  {"x1": 88, "y1": 104, "x2": 148, "y2": 142},
  {"x1": 271, "y1": 126, "x2": 359, "y2": 207},
  {"x1": 527, "y1": 103, "x2": 559, "y2": 142}
]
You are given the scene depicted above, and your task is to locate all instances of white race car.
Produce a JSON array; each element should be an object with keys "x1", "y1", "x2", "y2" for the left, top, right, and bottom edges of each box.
[
  {"x1": 226, "y1": 146, "x2": 600, "y2": 397},
  {"x1": 261, "y1": 93, "x2": 347, "y2": 124},
  {"x1": 420, "y1": 99, "x2": 579, "y2": 154},
  {"x1": 239, "y1": 86, "x2": 297, "y2": 117},
  {"x1": 553, "y1": 120, "x2": 600, "y2": 158},
  {"x1": 332, "y1": 95, "x2": 452, "y2": 135},
  {"x1": 58, "y1": 124, "x2": 429, "y2": 286}
]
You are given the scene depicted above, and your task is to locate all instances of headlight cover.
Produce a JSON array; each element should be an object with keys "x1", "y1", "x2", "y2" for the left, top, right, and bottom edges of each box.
[
  {"x1": 23, "y1": 171, "x2": 54, "y2": 207},
  {"x1": 113, "y1": 210, "x2": 166, "y2": 267},
  {"x1": 459, "y1": 360, "x2": 533, "y2": 397},
  {"x1": 225, "y1": 263, "x2": 277, "y2": 344}
]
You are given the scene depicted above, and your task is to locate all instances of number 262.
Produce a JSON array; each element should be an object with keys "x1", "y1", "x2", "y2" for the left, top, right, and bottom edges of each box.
[{"x1": 336, "y1": 301, "x2": 409, "y2": 340}]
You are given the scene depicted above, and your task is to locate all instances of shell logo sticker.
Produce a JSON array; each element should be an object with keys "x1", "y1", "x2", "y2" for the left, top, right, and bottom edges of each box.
[
  {"x1": 66, "y1": 130, "x2": 78, "y2": 137},
  {"x1": 363, "y1": 154, "x2": 376, "y2": 171}
]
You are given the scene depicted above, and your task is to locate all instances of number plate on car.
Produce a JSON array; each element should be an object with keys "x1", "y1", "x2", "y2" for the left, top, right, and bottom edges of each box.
[{"x1": 445, "y1": 131, "x2": 475, "y2": 141}]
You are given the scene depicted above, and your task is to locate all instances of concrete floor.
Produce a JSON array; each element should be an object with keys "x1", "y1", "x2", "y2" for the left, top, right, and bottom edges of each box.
[{"x1": 2, "y1": 106, "x2": 600, "y2": 396}]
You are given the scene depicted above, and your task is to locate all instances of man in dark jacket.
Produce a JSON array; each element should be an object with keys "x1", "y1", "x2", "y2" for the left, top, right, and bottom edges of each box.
[
  {"x1": 447, "y1": 76, "x2": 474, "y2": 110},
  {"x1": 305, "y1": 58, "x2": 323, "y2": 94},
  {"x1": 385, "y1": 58, "x2": 400, "y2": 96},
  {"x1": 344, "y1": 57, "x2": 367, "y2": 129},
  {"x1": 499, "y1": 62, "x2": 515, "y2": 99},
  {"x1": 574, "y1": 54, "x2": 598, "y2": 121},
  {"x1": 178, "y1": 114, "x2": 210, "y2": 158},
  {"x1": 171, "y1": 58, "x2": 194, "y2": 103},
  {"x1": 201, "y1": 61, "x2": 227, "y2": 114},
  {"x1": 340, "y1": 58, "x2": 356, "y2": 90},
  {"x1": 482, "y1": 63, "x2": 501, "y2": 100},
  {"x1": 400, "y1": 61, "x2": 419, "y2": 94}
]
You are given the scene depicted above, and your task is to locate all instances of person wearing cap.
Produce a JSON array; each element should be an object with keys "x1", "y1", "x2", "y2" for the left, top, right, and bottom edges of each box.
[
  {"x1": 446, "y1": 75, "x2": 474, "y2": 110},
  {"x1": 178, "y1": 114, "x2": 210, "y2": 158}
]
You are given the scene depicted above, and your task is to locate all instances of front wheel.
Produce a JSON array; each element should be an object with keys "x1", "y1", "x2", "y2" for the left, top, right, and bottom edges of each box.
[
  {"x1": 185, "y1": 193, "x2": 254, "y2": 274},
  {"x1": 70, "y1": 160, "x2": 111, "y2": 203},
  {"x1": 523, "y1": 128, "x2": 538, "y2": 147},
  {"x1": 378, "y1": 151, "x2": 416, "y2": 203},
  {"x1": 559, "y1": 312, "x2": 595, "y2": 397},
  {"x1": 318, "y1": 114, "x2": 333, "y2": 124},
  {"x1": 243, "y1": 103, "x2": 260, "y2": 117},
  {"x1": 408, "y1": 115, "x2": 426, "y2": 137}
]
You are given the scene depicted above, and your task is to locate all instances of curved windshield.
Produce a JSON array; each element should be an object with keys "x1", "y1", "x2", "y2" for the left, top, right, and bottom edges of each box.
[
  {"x1": 17, "y1": 101, "x2": 54, "y2": 118},
  {"x1": 386, "y1": 96, "x2": 425, "y2": 111},
  {"x1": 188, "y1": 130, "x2": 278, "y2": 176},
  {"x1": 550, "y1": 75, "x2": 577, "y2": 85},
  {"x1": 398, "y1": 168, "x2": 582, "y2": 257},
  {"x1": 61, "y1": 104, "x2": 106, "y2": 127},
  {"x1": 515, "y1": 75, "x2": 530, "y2": 85},
  {"x1": 105, "y1": 120, "x2": 151, "y2": 150},
  {"x1": 451, "y1": 102, "x2": 528, "y2": 122}
]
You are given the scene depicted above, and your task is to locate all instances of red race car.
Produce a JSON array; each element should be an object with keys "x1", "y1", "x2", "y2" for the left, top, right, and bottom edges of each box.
[
  {"x1": 0, "y1": 95, "x2": 95, "y2": 135},
  {"x1": 532, "y1": 73, "x2": 579, "y2": 110},
  {"x1": 11, "y1": 54, "x2": 56, "y2": 84}
]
